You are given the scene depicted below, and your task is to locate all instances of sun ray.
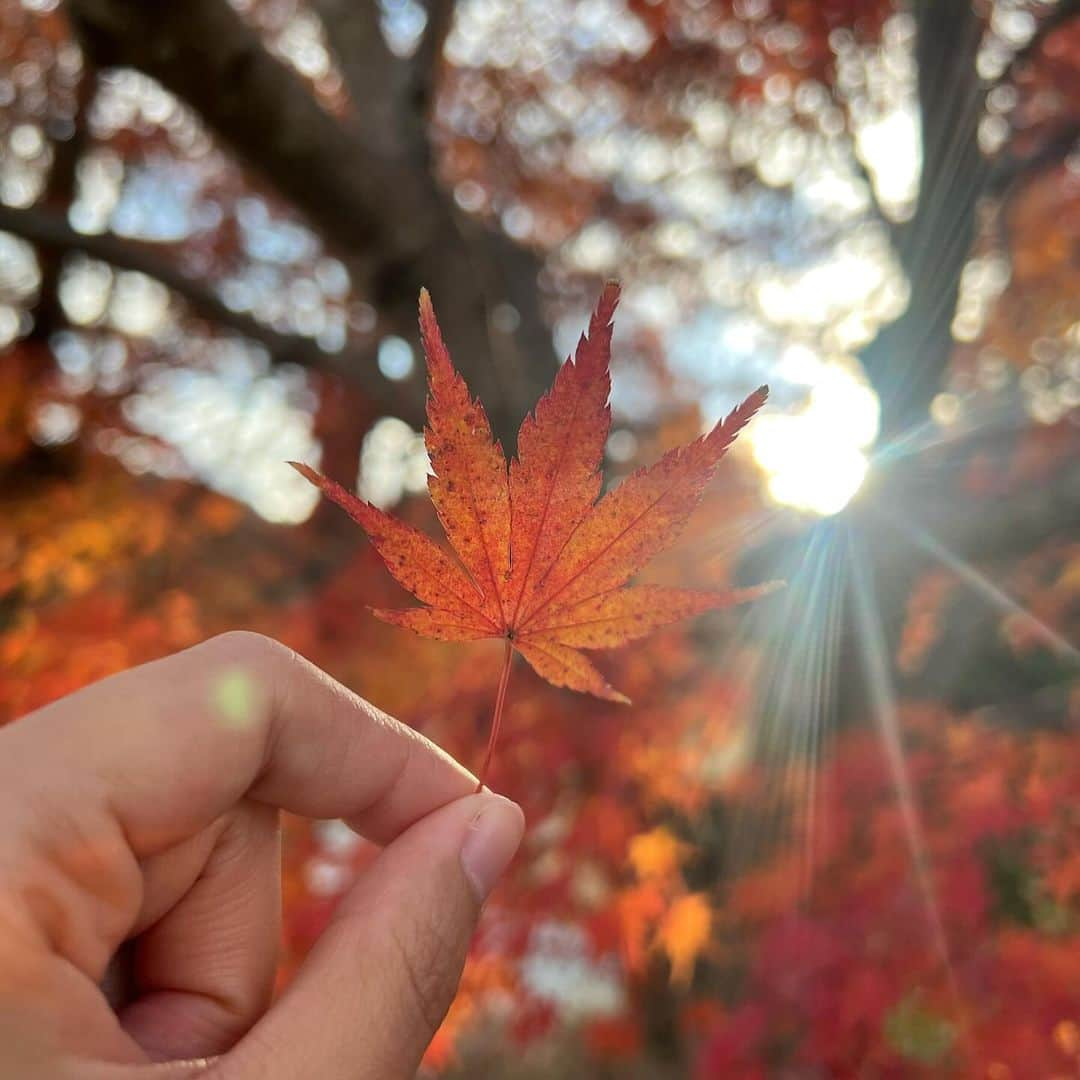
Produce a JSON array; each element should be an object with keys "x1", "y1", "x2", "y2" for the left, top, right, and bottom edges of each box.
[
  {"x1": 847, "y1": 533, "x2": 966, "y2": 1023},
  {"x1": 717, "y1": 520, "x2": 848, "y2": 896},
  {"x1": 886, "y1": 512, "x2": 1079, "y2": 663}
]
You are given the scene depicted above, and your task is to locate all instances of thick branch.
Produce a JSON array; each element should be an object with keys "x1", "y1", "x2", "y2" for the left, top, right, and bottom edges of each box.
[
  {"x1": 312, "y1": 0, "x2": 555, "y2": 444},
  {"x1": 65, "y1": 0, "x2": 436, "y2": 261},
  {"x1": 987, "y1": 120, "x2": 1080, "y2": 196},
  {"x1": 2, "y1": 204, "x2": 316, "y2": 357},
  {"x1": 309, "y1": 0, "x2": 409, "y2": 160},
  {"x1": 66, "y1": 0, "x2": 556, "y2": 445},
  {"x1": 860, "y1": 0, "x2": 987, "y2": 439},
  {"x1": 28, "y1": 62, "x2": 98, "y2": 351},
  {"x1": 0, "y1": 203, "x2": 404, "y2": 393},
  {"x1": 312, "y1": 0, "x2": 453, "y2": 152},
  {"x1": 408, "y1": 0, "x2": 456, "y2": 123}
]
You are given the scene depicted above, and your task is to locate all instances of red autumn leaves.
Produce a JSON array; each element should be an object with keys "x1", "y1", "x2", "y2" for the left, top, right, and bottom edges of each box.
[{"x1": 291, "y1": 283, "x2": 772, "y2": 777}]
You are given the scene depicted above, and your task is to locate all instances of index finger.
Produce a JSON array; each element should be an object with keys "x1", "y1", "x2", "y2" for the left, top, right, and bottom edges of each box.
[{"x1": 0, "y1": 631, "x2": 477, "y2": 854}]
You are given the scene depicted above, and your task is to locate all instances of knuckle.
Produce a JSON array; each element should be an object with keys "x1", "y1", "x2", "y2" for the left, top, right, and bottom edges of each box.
[
  {"x1": 199, "y1": 632, "x2": 300, "y2": 747},
  {"x1": 204, "y1": 630, "x2": 286, "y2": 667}
]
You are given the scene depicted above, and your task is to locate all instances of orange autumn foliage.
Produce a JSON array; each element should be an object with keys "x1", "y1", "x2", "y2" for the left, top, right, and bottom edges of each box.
[
  {"x1": 659, "y1": 893, "x2": 713, "y2": 987},
  {"x1": 627, "y1": 826, "x2": 692, "y2": 883}
]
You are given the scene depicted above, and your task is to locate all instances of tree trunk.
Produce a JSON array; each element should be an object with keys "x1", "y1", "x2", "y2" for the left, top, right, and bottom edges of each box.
[
  {"x1": 860, "y1": 0, "x2": 986, "y2": 440},
  {"x1": 63, "y1": 0, "x2": 555, "y2": 445}
]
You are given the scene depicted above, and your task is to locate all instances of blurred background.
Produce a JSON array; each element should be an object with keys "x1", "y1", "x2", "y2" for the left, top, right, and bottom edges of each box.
[{"x1": 0, "y1": 0, "x2": 1077, "y2": 1075}]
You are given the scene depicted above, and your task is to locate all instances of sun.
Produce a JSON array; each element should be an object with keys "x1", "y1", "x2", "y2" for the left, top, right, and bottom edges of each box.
[{"x1": 749, "y1": 366, "x2": 879, "y2": 516}]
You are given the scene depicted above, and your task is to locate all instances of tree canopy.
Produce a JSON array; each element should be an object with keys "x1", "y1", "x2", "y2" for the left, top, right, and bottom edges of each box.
[{"x1": 1, "y1": 0, "x2": 1077, "y2": 1075}]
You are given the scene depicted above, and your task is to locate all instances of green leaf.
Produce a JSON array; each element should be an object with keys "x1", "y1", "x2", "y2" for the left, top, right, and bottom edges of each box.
[{"x1": 884, "y1": 991, "x2": 956, "y2": 1066}]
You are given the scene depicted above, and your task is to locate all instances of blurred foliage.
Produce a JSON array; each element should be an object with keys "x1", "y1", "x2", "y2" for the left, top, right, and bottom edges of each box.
[{"x1": 1, "y1": 0, "x2": 1078, "y2": 1076}]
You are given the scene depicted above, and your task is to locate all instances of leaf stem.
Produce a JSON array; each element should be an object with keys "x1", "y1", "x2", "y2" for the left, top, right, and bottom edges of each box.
[{"x1": 477, "y1": 638, "x2": 513, "y2": 793}]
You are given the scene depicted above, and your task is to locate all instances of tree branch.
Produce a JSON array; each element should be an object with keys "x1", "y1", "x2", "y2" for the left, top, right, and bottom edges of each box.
[
  {"x1": 305, "y1": 0, "x2": 555, "y2": 445},
  {"x1": 65, "y1": 0, "x2": 556, "y2": 446},
  {"x1": 311, "y1": 0, "x2": 454, "y2": 153},
  {"x1": 408, "y1": 0, "x2": 456, "y2": 124},
  {"x1": 986, "y1": 120, "x2": 1080, "y2": 197},
  {"x1": 860, "y1": 0, "x2": 987, "y2": 439},
  {"x1": 0, "y1": 203, "x2": 385, "y2": 376},
  {"x1": 28, "y1": 60, "x2": 98, "y2": 351},
  {"x1": 65, "y1": 0, "x2": 436, "y2": 261},
  {"x1": 309, "y1": 0, "x2": 410, "y2": 160}
]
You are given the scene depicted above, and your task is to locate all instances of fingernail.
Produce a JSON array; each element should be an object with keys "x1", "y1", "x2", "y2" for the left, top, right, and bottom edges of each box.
[{"x1": 460, "y1": 795, "x2": 524, "y2": 901}]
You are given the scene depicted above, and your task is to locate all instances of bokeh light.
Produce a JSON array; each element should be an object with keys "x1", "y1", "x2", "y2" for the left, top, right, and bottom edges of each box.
[{"x1": 1, "y1": 0, "x2": 1076, "y2": 1075}]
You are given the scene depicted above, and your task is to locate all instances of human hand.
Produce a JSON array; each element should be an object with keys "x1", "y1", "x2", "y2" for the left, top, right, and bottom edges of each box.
[{"x1": 0, "y1": 632, "x2": 524, "y2": 1079}]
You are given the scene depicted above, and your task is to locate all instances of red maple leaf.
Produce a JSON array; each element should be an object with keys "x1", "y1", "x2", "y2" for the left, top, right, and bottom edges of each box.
[{"x1": 291, "y1": 284, "x2": 774, "y2": 785}]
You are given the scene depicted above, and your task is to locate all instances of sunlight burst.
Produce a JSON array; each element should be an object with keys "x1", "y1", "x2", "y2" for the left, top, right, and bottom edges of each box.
[{"x1": 750, "y1": 367, "x2": 879, "y2": 516}]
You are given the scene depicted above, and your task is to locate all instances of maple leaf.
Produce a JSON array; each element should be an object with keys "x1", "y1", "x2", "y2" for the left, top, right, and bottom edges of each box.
[{"x1": 290, "y1": 283, "x2": 774, "y2": 785}]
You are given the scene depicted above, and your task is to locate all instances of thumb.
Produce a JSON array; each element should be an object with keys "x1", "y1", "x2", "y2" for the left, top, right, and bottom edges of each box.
[{"x1": 220, "y1": 792, "x2": 524, "y2": 1080}]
